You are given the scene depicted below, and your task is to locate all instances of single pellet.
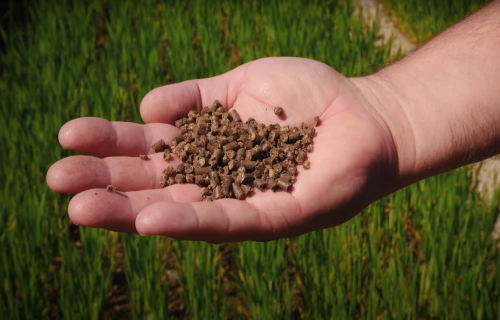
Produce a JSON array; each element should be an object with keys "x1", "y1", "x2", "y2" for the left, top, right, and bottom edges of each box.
[
  {"x1": 268, "y1": 131, "x2": 278, "y2": 142},
  {"x1": 162, "y1": 166, "x2": 175, "y2": 178},
  {"x1": 151, "y1": 139, "x2": 168, "y2": 153},
  {"x1": 268, "y1": 169, "x2": 277, "y2": 179},
  {"x1": 253, "y1": 179, "x2": 267, "y2": 191},
  {"x1": 210, "y1": 171, "x2": 220, "y2": 184},
  {"x1": 163, "y1": 150, "x2": 171, "y2": 160},
  {"x1": 236, "y1": 172, "x2": 254, "y2": 184},
  {"x1": 241, "y1": 184, "x2": 252, "y2": 196},
  {"x1": 296, "y1": 150, "x2": 307, "y2": 164},
  {"x1": 172, "y1": 135, "x2": 185, "y2": 146},
  {"x1": 279, "y1": 173, "x2": 293, "y2": 184},
  {"x1": 287, "y1": 167, "x2": 298, "y2": 176},
  {"x1": 232, "y1": 183, "x2": 245, "y2": 200},
  {"x1": 200, "y1": 187, "x2": 210, "y2": 197},
  {"x1": 313, "y1": 116, "x2": 320, "y2": 127},
  {"x1": 178, "y1": 150, "x2": 188, "y2": 161},
  {"x1": 187, "y1": 110, "x2": 198, "y2": 119},
  {"x1": 221, "y1": 176, "x2": 234, "y2": 197},
  {"x1": 209, "y1": 149, "x2": 223, "y2": 166},
  {"x1": 195, "y1": 174, "x2": 211, "y2": 186},
  {"x1": 268, "y1": 179, "x2": 279, "y2": 191},
  {"x1": 277, "y1": 179, "x2": 291, "y2": 191},
  {"x1": 273, "y1": 163, "x2": 283, "y2": 173},
  {"x1": 184, "y1": 164, "x2": 194, "y2": 174},
  {"x1": 175, "y1": 119, "x2": 184, "y2": 128},
  {"x1": 194, "y1": 167, "x2": 212, "y2": 175},
  {"x1": 198, "y1": 157, "x2": 207, "y2": 167},
  {"x1": 212, "y1": 100, "x2": 222, "y2": 111},
  {"x1": 228, "y1": 109, "x2": 241, "y2": 122},
  {"x1": 225, "y1": 149, "x2": 236, "y2": 159},
  {"x1": 239, "y1": 160, "x2": 256, "y2": 171},
  {"x1": 184, "y1": 143, "x2": 198, "y2": 154},
  {"x1": 303, "y1": 160, "x2": 311, "y2": 169},
  {"x1": 159, "y1": 179, "x2": 168, "y2": 188},
  {"x1": 175, "y1": 174, "x2": 185, "y2": 184},
  {"x1": 263, "y1": 157, "x2": 276, "y2": 166},
  {"x1": 249, "y1": 145, "x2": 262, "y2": 159},
  {"x1": 167, "y1": 176, "x2": 176, "y2": 186},
  {"x1": 207, "y1": 140, "x2": 220, "y2": 152},
  {"x1": 176, "y1": 163, "x2": 185, "y2": 174},
  {"x1": 244, "y1": 149, "x2": 252, "y2": 161},
  {"x1": 214, "y1": 185, "x2": 223, "y2": 199},
  {"x1": 274, "y1": 106, "x2": 283, "y2": 116},
  {"x1": 288, "y1": 130, "x2": 301, "y2": 141},
  {"x1": 261, "y1": 140, "x2": 272, "y2": 152},
  {"x1": 222, "y1": 141, "x2": 239, "y2": 152}
]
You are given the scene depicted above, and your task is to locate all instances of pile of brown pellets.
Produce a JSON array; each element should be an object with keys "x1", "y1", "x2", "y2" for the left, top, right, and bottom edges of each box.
[{"x1": 147, "y1": 100, "x2": 318, "y2": 201}]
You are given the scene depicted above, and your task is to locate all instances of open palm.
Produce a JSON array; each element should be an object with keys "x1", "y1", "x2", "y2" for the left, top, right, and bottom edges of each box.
[{"x1": 47, "y1": 57, "x2": 398, "y2": 242}]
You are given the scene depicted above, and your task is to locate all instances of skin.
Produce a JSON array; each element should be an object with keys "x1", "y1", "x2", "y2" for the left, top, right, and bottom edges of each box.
[{"x1": 46, "y1": 0, "x2": 500, "y2": 243}]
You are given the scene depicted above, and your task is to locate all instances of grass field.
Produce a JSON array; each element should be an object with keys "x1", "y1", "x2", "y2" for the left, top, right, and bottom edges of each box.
[
  {"x1": 1, "y1": 0, "x2": 500, "y2": 319},
  {"x1": 381, "y1": 0, "x2": 492, "y2": 43}
]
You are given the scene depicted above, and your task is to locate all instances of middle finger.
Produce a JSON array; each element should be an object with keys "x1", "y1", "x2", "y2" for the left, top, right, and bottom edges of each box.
[{"x1": 47, "y1": 152, "x2": 183, "y2": 194}]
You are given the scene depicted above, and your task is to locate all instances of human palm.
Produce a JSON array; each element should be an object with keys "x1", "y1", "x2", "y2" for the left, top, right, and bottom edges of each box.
[{"x1": 47, "y1": 57, "x2": 398, "y2": 242}]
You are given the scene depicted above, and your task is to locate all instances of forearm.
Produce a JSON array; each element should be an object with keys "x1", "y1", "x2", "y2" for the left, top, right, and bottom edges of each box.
[{"x1": 356, "y1": 0, "x2": 500, "y2": 185}]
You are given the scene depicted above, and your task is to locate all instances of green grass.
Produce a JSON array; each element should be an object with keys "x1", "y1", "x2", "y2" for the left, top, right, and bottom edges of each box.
[
  {"x1": 381, "y1": 0, "x2": 492, "y2": 43},
  {"x1": 1, "y1": 0, "x2": 499, "y2": 319}
]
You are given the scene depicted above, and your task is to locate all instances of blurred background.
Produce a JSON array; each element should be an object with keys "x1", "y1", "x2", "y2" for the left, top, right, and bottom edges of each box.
[{"x1": 1, "y1": 0, "x2": 498, "y2": 319}]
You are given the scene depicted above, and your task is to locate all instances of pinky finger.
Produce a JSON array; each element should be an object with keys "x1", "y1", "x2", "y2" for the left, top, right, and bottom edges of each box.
[{"x1": 135, "y1": 199, "x2": 274, "y2": 243}]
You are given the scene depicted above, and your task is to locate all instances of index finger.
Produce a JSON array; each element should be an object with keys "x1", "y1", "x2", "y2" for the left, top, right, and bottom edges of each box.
[{"x1": 140, "y1": 74, "x2": 233, "y2": 125}]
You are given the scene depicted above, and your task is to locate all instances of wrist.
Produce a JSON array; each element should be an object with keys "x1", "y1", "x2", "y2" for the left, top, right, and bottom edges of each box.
[
  {"x1": 349, "y1": 71, "x2": 420, "y2": 187},
  {"x1": 350, "y1": 1, "x2": 500, "y2": 190}
]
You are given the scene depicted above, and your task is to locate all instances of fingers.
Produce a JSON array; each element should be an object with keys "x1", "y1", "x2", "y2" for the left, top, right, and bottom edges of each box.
[
  {"x1": 135, "y1": 199, "x2": 265, "y2": 242},
  {"x1": 68, "y1": 184, "x2": 201, "y2": 234},
  {"x1": 135, "y1": 189, "x2": 304, "y2": 243},
  {"x1": 140, "y1": 75, "x2": 232, "y2": 124},
  {"x1": 47, "y1": 153, "x2": 182, "y2": 194},
  {"x1": 58, "y1": 117, "x2": 179, "y2": 158}
]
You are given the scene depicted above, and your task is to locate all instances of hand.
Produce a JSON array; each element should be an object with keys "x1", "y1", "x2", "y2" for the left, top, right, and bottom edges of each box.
[{"x1": 46, "y1": 57, "x2": 400, "y2": 243}]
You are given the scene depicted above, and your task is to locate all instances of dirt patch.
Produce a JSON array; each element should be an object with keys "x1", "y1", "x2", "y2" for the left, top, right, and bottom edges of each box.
[{"x1": 352, "y1": 0, "x2": 415, "y2": 56}]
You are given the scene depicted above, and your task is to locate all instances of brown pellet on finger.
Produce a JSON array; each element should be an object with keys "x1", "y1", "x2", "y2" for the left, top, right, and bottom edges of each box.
[
  {"x1": 253, "y1": 178, "x2": 267, "y2": 191},
  {"x1": 232, "y1": 183, "x2": 245, "y2": 200},
  {"x1": 277, "y1": 179, "x2": 291, "y2": 191},
  {"x1": 139, "y1": 154, "x2": 149, "y2": 160},
  {"x1": 274, "y1": 106, "x2": 283, "y2": 116},
  {"x1": 313, "y1": 116, "x2": 320, "y2": 127},
  {"x1": 175, "y1": 174, "x2": 186, "y2": 184},
  {"x1": 163, "y1": 150, "x2": 171, "y2": 161},
  {"x1": 221, "y1": 175, "x2": 234, "y2": 198},
  {"x1": 303, "y1": 160, "x2": 311, "y2": 169},
  {"x1": 241, "y1": 184, "x2": 253, "y2": 196},
  {"x1": 228, "y1": 109, "x2": 241, "y2": 122},
  {"x1": 151, "y1": 139, "x2": 168, "y2": 153}
]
